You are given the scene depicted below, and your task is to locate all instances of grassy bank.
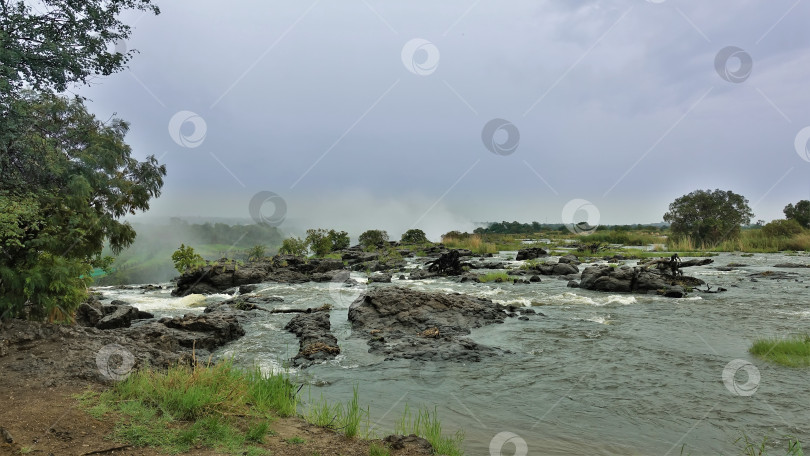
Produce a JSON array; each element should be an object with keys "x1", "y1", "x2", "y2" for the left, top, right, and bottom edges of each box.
[
  {"x1": 81, "y1": 361, "x2": 464, "y2": 455},
  {"x1": 750, "y1": 335, "x2": 810, "y2": 367}
]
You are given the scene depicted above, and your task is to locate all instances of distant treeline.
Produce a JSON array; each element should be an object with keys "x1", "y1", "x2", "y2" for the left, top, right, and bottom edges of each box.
[
  {"x1": 96, "y1": 220, "x2": 282, "y2": 285},
  {"x1": 473, "y1": 221, "x2": 666, "y2": 235}
]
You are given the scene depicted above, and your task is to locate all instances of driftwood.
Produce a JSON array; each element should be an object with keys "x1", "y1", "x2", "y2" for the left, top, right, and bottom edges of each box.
[
  {"x1": 270, "y1": 304, "x2": 331, "y2": 314},
  {"x1": 426, "y1": 250, "x2": 469, "y2": 275},
  {"x1": 640, "y1": 257, "x2": 713, "y2": 276}
]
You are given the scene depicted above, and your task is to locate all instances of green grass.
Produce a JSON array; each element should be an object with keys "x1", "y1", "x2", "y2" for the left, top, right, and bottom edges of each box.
[
  {"x1": 369, "y1": 442, "x2": 391, "y2": 456},
  {"x1": 304, "y1": 385, "x2": 365, "y2": 437},
  {"x1": 81, "y1": 360, "x2": 297, "y2": 454},
  {"x1": 477, "y1": 272, "x2": 512, "y2": 283},
  {"x1": 736, "y1": 433, "x2": 804, "y2": 456},
  {"x1": 286, "y1": 436, "x2": 305, "y2": 444},
  {"x1": 395, "y1": 405, "x2": 464, "y2": 456},
  {"x1": 750, "y1": 335, "x2": 810, "y2": 367}
]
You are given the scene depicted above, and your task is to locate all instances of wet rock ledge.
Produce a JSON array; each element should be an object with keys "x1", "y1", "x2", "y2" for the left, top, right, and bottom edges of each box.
[{"x1": 348, "y1": 287, "x2": 534, "y2": 362}]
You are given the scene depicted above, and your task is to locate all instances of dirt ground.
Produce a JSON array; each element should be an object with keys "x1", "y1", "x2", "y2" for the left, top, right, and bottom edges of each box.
[{"x1": 0, "y1": 320, "x2": 433, "y2": 456}]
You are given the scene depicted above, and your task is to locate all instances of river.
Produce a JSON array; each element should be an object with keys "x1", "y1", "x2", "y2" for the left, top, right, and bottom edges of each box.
[{"x1": 95, "y1": 251, "x2": 810, "y2": 455}]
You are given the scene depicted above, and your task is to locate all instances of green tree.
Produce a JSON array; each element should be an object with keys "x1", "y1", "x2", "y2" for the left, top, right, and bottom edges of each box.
[
  {"x1": 783, "y1": 200, "x2": 810, "y2": 229},
  {"x1": 305, "y1": 229, "x2": 332, "y2": 257},
  {"x1": 0, "y1": 0, "x2": 160, "y2": 97},
  {"x1": 0, "y1": 93, "x2": 166, "y2": 321},
  {"x1": 663, "y1": 189, "x2": 754, "y2": 246},
  {"x1": 358, "y1": 230, "x2": 389, "y2": 249},
  {"x1": 328, "y1": 230, "x2": 350, "y2": 251},
  {"x1": 171, "y1": 244, "x2": 204, "y2": 274},
  {"x1": 401, "y1": 229, "x2": 429, "y2": 244},
  {"x1": 278, "y1": 237, "x2": 307, "y2": 257},
  {"x1": 762, "y1": 219, "x2": 804, "y2": 238}
]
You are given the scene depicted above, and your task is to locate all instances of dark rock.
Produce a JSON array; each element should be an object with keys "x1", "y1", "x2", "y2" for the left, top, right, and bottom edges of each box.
[
  {"x1": 1, "y1": 427, "x2": 14, "y2": 444},
  {"x1": 409, "y1": 269, "x2": 439, "y2": 280},
  {"x1": 516, "y1": 248, "x2": 548, "y2": 261},
  {"x1": 580, "y1": 264, "x2": 703, "y2": 296},
  {"x1": 399, "y1": 275, "x2": 407, "y2": 280},
  {"x1": 96, "y1": 305, "x2": 139, "y2": 330},
  {"x1": 426, "y1": 250, "x2": 470, "y2": 276},
  {"x1": 529, "y1": 275, "x2": 542, "y2": 283},
  {"x1": 558, "y1": 254, "x2": 582, "y2": 265},
  {"x1": 551, "y1": 262, "x2": 579, "y2": 275},
  {"x1": 368, "y1": 273, "x2": 393, "y2": 283},
  {"x1": 348, "y1": 287, "x2": 514, "y2": 361},
  {"x1": 383, "y1": 434, "x2": 433, "y2": 453},
  {"x1": 567, "y1": 280, "x2": 579, "y2": 288},
  {"x1": 152, "y1": 311, "x2": 245, "y2": 351},
  {"x1": 75, "y1": 301, "x2": 103, "y2": 328},
  {"x1": 662, "y1": 286, "x2": 686, "y2": 298},
  {"x1": 239, "y1": 284, "x2": 258, "y2": 294},
  {"x1": 284, "y1": 310, "x2": 340, "y2": 367},
  {"x1": 774, "y1": 263, "x2": 810, "y2": 268}
]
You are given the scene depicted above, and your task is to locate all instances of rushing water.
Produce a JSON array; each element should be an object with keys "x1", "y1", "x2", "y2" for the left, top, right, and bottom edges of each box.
[{"x1": 96, "y1": 252, "x2": 810, "y2": 455}]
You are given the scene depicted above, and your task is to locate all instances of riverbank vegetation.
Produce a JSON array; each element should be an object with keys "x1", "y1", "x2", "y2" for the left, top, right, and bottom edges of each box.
[
  {"x1": 750, "y1": 335, "x2": 810, "y2": 367},
  {"x1": 81, "y1": 361, "x2": 465, "y2": 455}
]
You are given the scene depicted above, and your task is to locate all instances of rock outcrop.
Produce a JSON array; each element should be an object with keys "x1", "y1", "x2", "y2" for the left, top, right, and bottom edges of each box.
[
  {"x1": 284, "y1": 309, "x2": 340, "y2": 367},
  {"x1": 348, "y1": 287, "x2": 526, "y2": 361}
]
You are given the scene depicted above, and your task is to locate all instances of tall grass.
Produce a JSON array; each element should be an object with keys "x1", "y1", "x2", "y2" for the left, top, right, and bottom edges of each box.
[
  {"x1": 86, "y1": 361, "x2": 297, "y2": 453},
  {"x1": 667, "y1": 230, "x2": 810, "y2": 253},
  {"x1": 579, "y1": 231, "x2": 664, "y2": 246},
  {"x1": 304, "y1": 385, "x2": 365, "y2": 437},
  {"x1": 395, "y1": 405, "x2": 464, "y2": 456},
  {"x1": 750, "y1": 335, "x2": 810, "y2": 367},
  {"x1": 442, "y1": 233, "x2": 498, "y2": 254}
]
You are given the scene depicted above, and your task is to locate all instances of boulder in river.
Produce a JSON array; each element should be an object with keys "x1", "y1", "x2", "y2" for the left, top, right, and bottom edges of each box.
[
  {"x1": 516, "y1": 248, "x2": 548, "y2": 261},
  {"x1": 348, "y1": 287, "x2": 519, "y2": 361},
  {"x1": 284, "y1": 309, "x2": 340, "y2": 367}
]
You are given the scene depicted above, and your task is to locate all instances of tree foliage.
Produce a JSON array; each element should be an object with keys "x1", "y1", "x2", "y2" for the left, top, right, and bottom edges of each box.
[
  {"x1": 401, "y1": 229, "x2": 429, "y2": 244},
  {"x1": 0, "y1": 93, "x2": 165, "y2": 320},
  {"x1": 171, "y1": 244, "x2": 204, "y2": 274},
  {"x1": 0, "y1": 0, "x2": 160, "y2": 97},
  {"x1": 305, "y1": 229, "x2": 333, "y2": 257},
  {"x1": 278, "y1": 237, "x2": 307, "y2": 257},
  {"x1": 762, "y1": 219, "x2": 804, "y2": 238},
  {"x1": 663, "y1": 189, "x2": 754, "y2": 246},
  {"x1": 783, "y1": 200, "x2": 810, "y2": 229},
  {"x1": 358, "y1": 230, "x2": 389, "y2": 249},
  {"x1": 328, "y1": 230, "x2": 350, "y2": 251}
]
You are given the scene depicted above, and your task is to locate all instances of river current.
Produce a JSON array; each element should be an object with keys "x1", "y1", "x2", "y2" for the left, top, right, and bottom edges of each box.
[{"x1": 95, "y1": 251, "x2": 810, "y2": 455}]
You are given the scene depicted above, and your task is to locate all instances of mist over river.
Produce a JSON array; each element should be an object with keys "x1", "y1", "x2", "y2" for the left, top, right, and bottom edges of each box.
[{"x1": 95, "y1": 251, "x2": 810, "y2": 455}]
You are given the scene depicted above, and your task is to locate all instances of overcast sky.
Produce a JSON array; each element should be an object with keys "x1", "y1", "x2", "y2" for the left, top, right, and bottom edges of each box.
[{"x1": 78, "y1": 0, "x2": 810, "y2": 240}]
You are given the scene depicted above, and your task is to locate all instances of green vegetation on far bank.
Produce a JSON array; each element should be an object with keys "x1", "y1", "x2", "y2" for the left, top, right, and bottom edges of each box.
[
  {"x1": 81, "y1": 361, "x2": 465, "y2": 455},
  {"x1": 750, "y1": 335, "x2": 810, "y2": 367}
]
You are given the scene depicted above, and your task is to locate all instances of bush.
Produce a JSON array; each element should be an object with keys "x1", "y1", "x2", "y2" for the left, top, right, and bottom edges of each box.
[
  {"x1": 401, "y1": 229, "x2": 429, "y2": 244},
  {"x1": 762, "y1": 219, "x2": 804, "y2": 238},
  {"x1": 171, "y1": 244, "x2": 204, "y2": 273},
  {"x1": 359, "y1": 230, "x2": 389, "y2": 249},
  {"x1": 246, "y1": 245, "x2": 266, "y2": 262},
  {"x1": 278, "y1": 237, "x2": 307, "y2": 257}
]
